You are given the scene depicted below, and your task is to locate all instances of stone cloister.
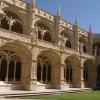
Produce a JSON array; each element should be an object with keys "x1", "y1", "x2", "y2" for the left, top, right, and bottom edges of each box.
[{"x1": 0, "y1": 0, "x2": 98, "y2": 91}]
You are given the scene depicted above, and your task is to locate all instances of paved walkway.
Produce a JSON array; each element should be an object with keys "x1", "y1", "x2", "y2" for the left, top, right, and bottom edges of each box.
[{"x1": 0, "y1": 88, "x2": 92, "y2": 100}]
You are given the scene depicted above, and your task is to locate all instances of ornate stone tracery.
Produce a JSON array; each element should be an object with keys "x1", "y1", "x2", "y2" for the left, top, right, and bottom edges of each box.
[
  {"x1": 0, "y1": 0, "x2": 97, "y2": 91},
  {"x1": 0, "y1": 10, "x2": 23, "y2": 34},
  {"x1": 37, "y1": 56, "x2": 51, "y2": 84},
  {"x1": 0, "y1": 50, "x2": 22, "y2": 83}
]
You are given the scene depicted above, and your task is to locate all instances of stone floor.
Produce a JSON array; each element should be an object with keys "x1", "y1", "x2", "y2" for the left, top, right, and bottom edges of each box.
[{"x1": 0, "y1": 88, "x2": 92, "y2": 100}]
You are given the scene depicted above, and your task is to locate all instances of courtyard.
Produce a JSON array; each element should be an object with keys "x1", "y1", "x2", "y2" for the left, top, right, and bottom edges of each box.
[{"x1": 22, "y1": 91, "x2": 100, "y2": 100}]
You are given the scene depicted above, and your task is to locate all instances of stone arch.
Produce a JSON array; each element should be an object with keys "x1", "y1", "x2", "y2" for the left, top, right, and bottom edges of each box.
[
  {"x1": 0, "y1": 10, "x2": 24, "y2": 34},
  {"x1": 0, "y1": 42, "x2": 32, "y2": 90},
  {"x1": 2, "y1": 7, "x2": 24, "y2": 24},
  {"x1": 37, "y1": 50, "x2": 61, "y2": 89},
  {"x1": 83, "y1": 59, "x2": 96, "y2": 88},
  {"x1": 64, "y1": 55, "x2": 81, "y2": 88},
  {"x1": 79, "y1": 37, "x2": 88, "y2": 53},
  {"x1": 34, "y1": 19, "x2": 54, "y2": 42},
  {"x1": 60, "y1": 30, "x2": 72, "y2": 48}
]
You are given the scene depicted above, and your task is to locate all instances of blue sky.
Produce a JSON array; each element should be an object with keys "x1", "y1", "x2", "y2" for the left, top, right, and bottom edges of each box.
[{"x1": 25, "y1": 0, "x2": 100, "y2": 33}]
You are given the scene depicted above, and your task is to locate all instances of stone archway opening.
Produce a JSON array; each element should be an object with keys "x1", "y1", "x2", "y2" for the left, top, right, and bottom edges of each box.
[
  {"x1": 0, "y1": 10, "x2": 23, "y2": 34},
  {"x1": 11, "y1": 21, "x2": 23, "y2": 34},
  {"x1": 1, "y1": 17, "x2": 9, "y2": 30},
  {"x1": 0, "y1": 52, "x2": 22, "y2": 83},
  {"x1": 37, "y1": 51, "x2": 61, "y2": 89},
  {"x1": 65, "y1": 40, "x2": 71, "y2": 48},
  {"x1": 35, "y1": 21, "x2": 54, "y2": 43},
  {"x1": 60, "y1": 30, "x2": 72, "y2": 48},
  {"x1": 0, "y1": 42, "x2": 32, "y2": 90},
  {"x1": 83, "y1": 59, "x2": 96, "y2": 88},
  {"x1": 37, "y1": 56, "x2": 51, "y2": 84},
  {"x1": 79, "y1": 37, "x2": 87, "y2": 53},
  {"x1": 64, "y1": 56, "x2": 81, "y2": 88},
  {"x1": 97, "y1": 65, "x2": 100, "y2": 87}
]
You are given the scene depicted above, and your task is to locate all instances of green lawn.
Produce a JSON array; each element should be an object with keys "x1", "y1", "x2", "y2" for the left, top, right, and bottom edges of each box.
[{"x1": 22, "y1": 91, "x2": 100, "y2": 100}]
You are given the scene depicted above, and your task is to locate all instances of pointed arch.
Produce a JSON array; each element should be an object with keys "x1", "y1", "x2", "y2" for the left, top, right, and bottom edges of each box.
[
  {"x1": 79, "y1": 37, "x2": 88, "y2": 53},
  {"x1": 60, "y1": 30, "x2": 72, "y2": 48},
  {"x1": 37, "y1": 50, "x2": 60, "y2": 89},
  {"x1": 83, "y1": 59, "x2": 96, "y2": 88},
  {"x1": 34, "y1": 19, "x2": 54, "y2": 42},
  {"x1": 0, "y1": 10, "x2": 24, "y2": 34},
  {"x1": 64, "y1": 55, "x2": 81, "y2": 88}
]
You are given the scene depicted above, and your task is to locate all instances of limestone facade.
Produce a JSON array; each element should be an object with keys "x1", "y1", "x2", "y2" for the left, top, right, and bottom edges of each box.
[{"x1": 0, "y1": 0, "x2": 97, "y2": 91}]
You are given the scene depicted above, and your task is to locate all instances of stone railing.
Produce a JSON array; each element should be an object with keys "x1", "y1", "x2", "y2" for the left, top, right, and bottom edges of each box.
[
  {"x1": 37, "y1": 40, "x2": 60, "y2": 51},
  {"x1": 60, "y1": 20, "x2": 73, "y2": 30},
  {"x1": 81, "y1": 53, "x2": 94, "y2": 59},
  {"x1": 0, "y1": 28, "x2": 31, "y2": 43},
  {"x1": 37, "y1": 40, "x2": 94, "y2": 60},
  {"x1": 3, "y1": 0, "x2": 26, "y2": 9},
  {"x1": 64, "y1": 47, "x2": 79, "y2": 56},
  {"x1": 35, "y1": 8, "x2": 54, "y2": 21},
  {"x1": 78, "y1": 28, "x2": 88, "y2": 37}
]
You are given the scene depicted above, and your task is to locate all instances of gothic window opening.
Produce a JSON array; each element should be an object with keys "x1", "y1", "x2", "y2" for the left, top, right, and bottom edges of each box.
[
  {"x1": 83, "y1": 66, "x2": 88, "y2": 82},
  {"x1": 11, "y1": 21, "x2": 23, "y2": 34},
  {"x1": 36, "y1": 23, "x2": 53, "y2": 42},
  {"x1": 83, "y1": 45, "x2": 87, "y2": 52},
  {"x1": 38, "y1": 28, "x2": 42, "y2": 39},
  {"x1": 0, "y1": 10, "x2": 23, "y2": 34},
  {"x1": 37, "y1": 63, "x2": 41, "y2": 81},
  {"x1": 43, "y1": 32, "x2": 52, "y2": 42},
  {"x1": 65, "y1": 40, "x2": 71, "y2": 48},
  {"x1": 64, "y1": 63, "x2": 72, "y2": 83},
  {"x1": 1, "y1": 17, "x2": 9, "y2": 30},
  {"x1": 79, "y1": 38, "x2": 87, "y2": 53},
  {"x1": 60, "y1": 31, "x2": 72, "y2": 48},
  {"x1": 97, "y1": 65, "x2": 100, "y2": 87},
  {"x1": 0, "y1": 59, "x2": 7, "y2": 81},
  {"x1": 37, "y1": 56, "x2": 51, "y2": 84},
  {"x1": 0, "y1": 51, "x2": 22, "y2": 83},
  {"x1": 16, "y1": 61, "x2": 21, "y2": 81},
  {"x1": 8, "y1": 60, "x2": 14, "y2": 81}
]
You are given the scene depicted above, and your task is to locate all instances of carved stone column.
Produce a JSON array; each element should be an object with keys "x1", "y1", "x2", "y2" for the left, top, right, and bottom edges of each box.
[
  {"x1": 9, "y1": 17, "x2": 13, "y2": 31},
  {"x1": 13, "y1": 61, "x2": 16, "y2": 83},
  {"x1": 0, "y1": 59, "x2": 1, "y2": 80},
  {"x1": 46, "y1": 64, "x2": 48, "y2": 83},
  {"x1": 81, "y1": 62, "x2": 85, "y2": 88},
  {"x1": 30, "y1": 56, "x2": 38, "y2": 90},
  {"x1": 40, "y1": 63, "x2": 43, "y2": 83},
  {"x1": 5, "y1": 61, "x2": 10, "y2": 83},
  {"x1": 61, "y1": 64, "x2": 65, "y2": 89}
]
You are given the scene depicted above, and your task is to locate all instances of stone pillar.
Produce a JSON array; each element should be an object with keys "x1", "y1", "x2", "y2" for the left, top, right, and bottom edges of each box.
[
  {"x1": 81, "y1": 61, "x2": 85, "y2": 88},
  {"x1": 61, "y1": 64, "x2": 65, "y2": 89},
  {"x1": 40, "y1": 63, "x2": 43, "y2": 83},
  {"x1": 46, "y1": 64, "x2": 48, "y2": 83},
  {"x1": 81, "y1": 67, "x2": 85, "y2": 88},
  {"x1": 30, "y1": 59, "x2": 37, "y2": 90},
  {"x1": 13, "y1": 61, "x2": 16, "y2": 83},
  {"x1": 9, "y1": 17, "x2": 13, "y2": 31},
  {"x1": 0, "y1": 19, "x2": 1, "y2": 27},
  {"x1": 5, "y1": 61, "x2": 10, "y2": 83},
  {"x1": 0, "y1": 60, "x2": 1, "y2": 80}
]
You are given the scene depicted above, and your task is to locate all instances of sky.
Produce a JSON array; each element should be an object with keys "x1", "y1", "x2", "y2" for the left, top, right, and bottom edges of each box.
[{"x1": 25, "y1": 0, "x2": 100, "y2": 33}]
